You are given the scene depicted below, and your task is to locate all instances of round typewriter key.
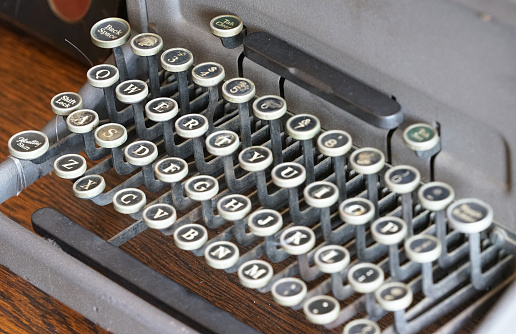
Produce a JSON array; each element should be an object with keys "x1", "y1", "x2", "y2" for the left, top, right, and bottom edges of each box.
[
  {"x1": 192, "y1": 62, "x2": 225, "y2": 87},
  {"x1": 161, "y1": 48, "x2": 194, "y2": 73},
  {"x1": 175, "y1": 114, "x2": 209, "y2": 138},
  {"x1": 403, "y1": 123, "x2": 440, "y2": 152},
  {"x1": 53, "y1": 154, "x2": 87, "y2": 179},
  {"x1": 248, "y1": 209, "x2": 283, "y2": 237},
  {"x1": 73, "y1": 174, "x2": 105, "y2": 199},
  {"x1": 271, "y1": 277, "x2": 307, "y2": 307},
  {"x1": 154, "y1": 157, "x2": 189, "y2": 183},
  {"x1": 210, "y1": 14, "x2": 243, "y2": 38},
  {"x1": 87, "y1": 64, "x2": 119, "y2": 88},
  {"x1": 115, "y1": 80, "x2": 148, "y2": 104},
  {"x1": 90, "y1": 17, "x2": 131, "y2": 49},
  {"x1": 280, "y1": 226, "x2": 316, "y2": 255},
  {"x1": 67, "y1": 109, "x2": 99, "y2": 134},
  {"x1": 339, "y1": 197, "x2": 375, "y2": 225},
  {"x1": 286, "y1": 114, "x2": 321, "y2": 141},
  {"x1": 447, "y1": 198, "x2": 493, "y2": 234},
  {"x1": 142, "y1": 203, "x2": 177, "y2": 230},
  {"x1": 238, "y1": 260, "x2": 274, "y2": 289},
  {"x1": 222, "y1": 78, "x2": 255, "y2": 104},
  {"x1": 304, "y1": 181, "x2": 339, "y2": 208},
  {"x1": 8, "y1": 130, "x2": 49, "y2": 160},
  {"x1": 94, "y1": 123, "x2": 127, "y2": 148},
  {"x1": 238, "y1": 146, "x2": 273, "y2": 172},
  {"x1": 405, "y1": 234, "x2": 441, "y2": 263},
  {"x1": 113, "y1": 188, "x2": 146, "y2": 214},
  {"x1": 317, "y1": 130, "x2": 352, "y2": 157},
  {"x1": 205, "y1": 241, "x2": 240, "y2": 269},
  {"x1": 347, "y1": 263, "x2": 384, "y2": 294},
  {"x1": 124, "y1": 140, "x2": 158, "y2": 166},
  {"x1": 217, "y1": 194, "x2": 252, "y2": 221},
  {"x1": 184, "y1": 175, "x2": 219, "y2": 201},
  {"x1": 371, "y1": 217, "x2": 408, "y2": 246},
  {"x1": 271, "y1": 162, "x2": 306, "y2": 188},
  {"x1": 51, "y1": 92, "x2": 83, "y2": 116},
  {"x1": 145, "y1": 97, "x2": 178, "y2": 122},
  {"x1": 174, "y1": 224, "x2": 208, "y2": 250},
  {"x1": 385, "y1": 165, "x2": 421, "y2": 194},
  {"x1": 343, "y1": 318, "x2": 381, "y2": 334},
  {"x1": 375, "y1": 282, "x2": 413, "y2": 312},
  {"x1": 252, "y1": 95, "x2": 287, "y2": 121},
  {"x1": 314, "y1": 245, "x2": 350, "y2": 274},
  {"x1": 349, "y1": 147, "x2": 385, "y2": 175},
  {"x1": 303, "y1": 295, "x2": 340, "y2": 325},
  {"x1": 418, "y1": 181, "x2": 455, "y2": 212},
  {"x1": 130, "y1": 32, "x2": 163, "y2": 57},
  {"x1": 206, "y1": 130, "x2": 240, "y2": 156}
]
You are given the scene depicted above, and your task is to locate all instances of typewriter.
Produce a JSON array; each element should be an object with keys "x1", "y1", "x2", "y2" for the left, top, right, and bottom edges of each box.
[{"x1": 1, "y1": 0, "x2": 516, "y2": 333}]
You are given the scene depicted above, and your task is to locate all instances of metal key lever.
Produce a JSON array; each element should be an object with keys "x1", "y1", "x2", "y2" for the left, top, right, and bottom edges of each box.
[{"x1": 243, "y1": 31, "x2": 403, "y2": 129}]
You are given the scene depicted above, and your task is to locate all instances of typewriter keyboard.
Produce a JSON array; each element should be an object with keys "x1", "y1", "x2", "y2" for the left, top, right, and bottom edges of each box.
[{"x1": 8, "y1": 15, "x2": 516, "y2": 334}]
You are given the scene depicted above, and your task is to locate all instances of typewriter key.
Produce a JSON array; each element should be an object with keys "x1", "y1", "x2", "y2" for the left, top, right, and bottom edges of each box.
[
  {"x1": 286, "y1": 114, "x2": 321, "y2": 184},
  {"x1": 304, "y1": 181, "x2": 339, "y2": 209},
  {"x1": 405, "y1": 234, "x2": 441, "y2": 298},
  {"x1": 87, "y1": 64, "x2": 119, "y2": 88},
  {"x1": 73, "y1": 174, "x2": 106, "y2": 199},
  {"x1": 280, "y1": 226, "x2": 316, "y2": 255},
  {"x1": 271, "y1": 277, "x2": 307, "y2": 307},
  {"x1": 343, "y1": 319, "x2": 381, "y2": 334},
  {"x1": 238, "y1": 260, "x2": 274, "y2": 289},
  {"x1": 184, "y1": 175, "x2": 219, "y2": 201},
  {"x1": 154, "y1": 157, "x2": 189, "y2": 184},
  {"x1": 192, "y1": 62, "x2": 225, "y2": 132},
  {"x1": 115, "y1": 79, "x2": 148, "y2": 104},
  {"x1": 124, "y1": 140, "x2": 158, "y2": 166},
  {"x1": 210, "y1": 14, "x2": 243, "y2": 38},
  {"x1": 384, "y1": 165, "x2": 420, "y2": 194},
  {"x1": 175, "y1": 114, "x2": 209, "y2": 139},
  {"x1": 418, "y1": 181, "x2": 455, "y2": 212},
  {"x1": 113, "y1": 188, "x2": 147, "y2": 214},
  {"x1": 447, "y1": 198, "x2": 493, "y2": 234},
  {"x1": 145, "y1": 97, "x2": 178, "y2": 122},
  {"x1": 303, "y1": 295, "x2": 340, "y2": 325},
  {"x1": 67, "y1": 109, "x2": 99, "y2": 134},
  {"x1": 142, "y1": 203, "x2": 176, "y2": 230},
  {"x1": 51, "y1": 92, "x2": 83, "y2": 116},
  {"x1": 314, "y1": 245, "x2": 350, "y2": 274},
  {"x1": 8, "y1": 130, "x2": 49, "y2": 160},
  {"x1": 206, "y1": 130, "x2": 240, "y2": 157},
  {"x1": 173, "y1": 224, "x2": 208, "y2": 251},
  {"x1": 204, "y1": 241, "x2": 240, "y2": 269},
  {"x1": 161, "y1": 48, "x2": 194, "y2": 115},
  {"x1": 248, "y1": 209, "x2": 283, "y2": 237},
  {"x1": 94, "y1": 123, "x2": 127, "y2": 148},
  {"x1": 53, "y1": 154, "x2": 87, "y2": 179},
  {"x1": 252, "y1": 95, "x2": 287, "y2": 165},
  {"x1": 318, "y1": 130, "x2": 353, "y2": 201},
  {"x1": 217, "y1": 194, "x2": 252, "y2": 221},
  {"x1": 349, "y1": 147, "x2": 385, "y2": 218},
  {"x1": 131, "y1": 33, "x2": 163, "y2": 98},
  {"x1": 371, "y1": 217, "x2": 407, "y2": 246},
  {"x1": 271, "y1": 162, "x2": 306, "y2": 189},
  {"x1": 222, "y1": 77, "x2": 255, "y2": 148},
  {"x1": 238, "y1": 146, "x2": 273, "y2": 172},
  {"x1": 375, "y1": 281, "x2": 413, "y2": 311},
  {"x1": 339, "y1": 198, "x2": 375, "y2": 261},
  {"x1": 90, "y1": 18, "x2": 131, "y2": 81},
  {"x1": 403, "y1": 123, "x2": 440, "y2": 153},
  {"x1": 347, "y1": 263, "x2": 384, "y2": 294}
]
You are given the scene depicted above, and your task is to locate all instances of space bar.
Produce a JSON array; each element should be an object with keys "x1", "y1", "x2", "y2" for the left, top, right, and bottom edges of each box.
[{"x1": 32, "y1": 207, "x2": 259, "y2": 334}]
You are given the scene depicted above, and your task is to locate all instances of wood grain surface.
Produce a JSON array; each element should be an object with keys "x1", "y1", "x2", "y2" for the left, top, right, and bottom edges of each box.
[{"x1": 0, "y1": 14, "x2": 497, "y2": 334}]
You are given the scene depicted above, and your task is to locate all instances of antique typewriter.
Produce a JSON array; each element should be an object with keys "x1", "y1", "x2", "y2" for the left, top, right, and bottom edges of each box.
[{"x1": 1, "y1": 0, "x2": 516, "y2": 333}]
